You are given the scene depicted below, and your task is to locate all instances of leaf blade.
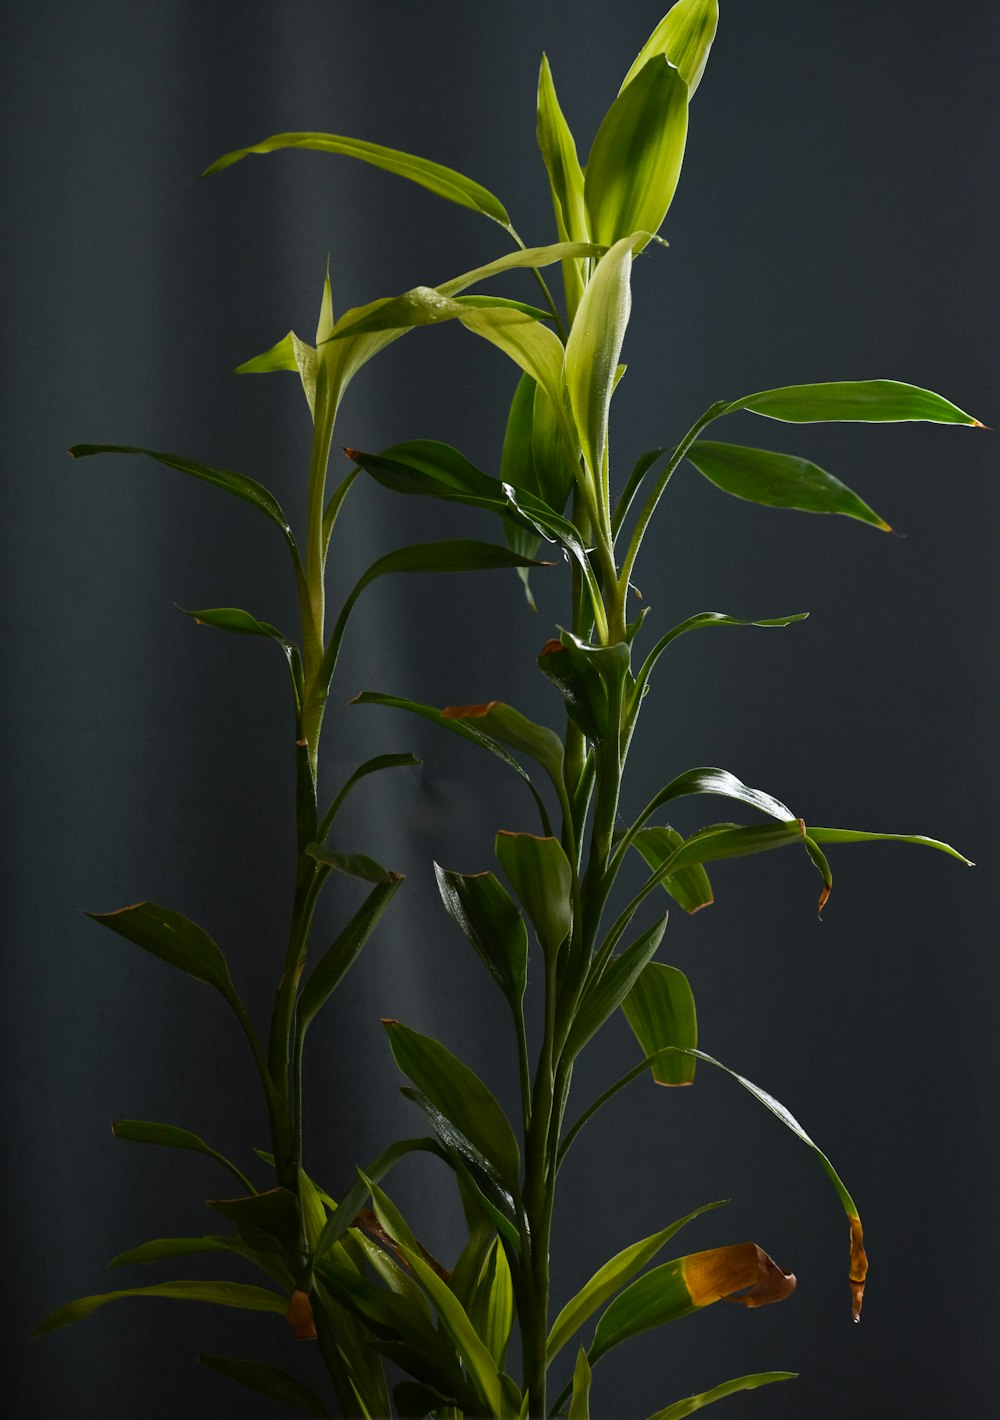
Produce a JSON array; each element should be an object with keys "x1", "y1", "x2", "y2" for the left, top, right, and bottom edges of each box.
[
  {"x1": 727, "y1": 378, "x2": 981, "y2": 426},
  {"x1": 685, "y1": 440, "x2": 890, "y2": 530}
]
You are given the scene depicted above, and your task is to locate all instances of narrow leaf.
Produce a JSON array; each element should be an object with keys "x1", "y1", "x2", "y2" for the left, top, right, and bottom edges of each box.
[
  {"x1": 727, "y1": 378, "x2": 981, "y2": 426},
  {"x1": 198, "y1": 1354, "x2": 329, "y2": 1418},
  {"x1": 399, "y1": 1245, "x2": 504, "y2": 1419},
  {"x1": 547, "y1": 1200, "x2": 727, "y2": 1363},
  {"x1": 443, "y1": 700, "x2": 564, "y2": 790},
  {"x1": 622, "y1": 963, "x2": 698, "y2": 1085},
  {"x1": 434, "y1": 866, "x2": 528, "y2": 1007},
  {"x1": 111, "y1": 1120, "x2": 254, "y2": 1194},
  {"x1": 807, "y1": 825, "x2": 973, "y2": 866},
  {"x1": 585, "y1": 58, "x2": 689, "y2": 247},
  {"x1": 305, "y1": 842, "x2": 401, "y2": 884},
  {"x1": 667, "y1": 820, "x2": 807, "y2": 873},
  {"x1": 298, "y1": 877, "x2": 404, "y2": 1033},
  {"x1": 383, "y1": 1021, "x2": 521, "y2": 1190},
  {"x1": 204, "y1": 131, "x2": 511, "y2": 227},
  {"x1": 565, "y1": 916, "x2": 668, "y2": 1060},
  {"x1": 319, "y1": 752, "x2": 422, "y2": 839},
  {"x1": 620, "y1": 0, "x2": 719, "y2": 97},
  {"x1": 495, "y1": 831, "x2": 573, "y2": 956},
  {"x1": 469, "y1": 1239, "x2": 514, "y2": 1369},
  {"x1": 34, "y1": 1281, "x2": 287, "y2": 1336},
  {"x1": 537, "y1": 55, "x2": 589, "y2": 317},
  {"x1": 565, "y1": 236, "x2": 636, "y2": 481},
  {"x1": 646, "y1": 1371, "x2": 797, "y2": 1420},
  {"x1": 634, "y1": 767, "x2": 794, "y2": 829},
  {"x1": 108, "y1": 1235, "x2": 253, "y2": 1269},
  {"x1": 569, "y1": 1348, "x2": 592, "y2": 1420},
  {"x1": 685, "y1": 440, "x2": 890, "y2": 530}
]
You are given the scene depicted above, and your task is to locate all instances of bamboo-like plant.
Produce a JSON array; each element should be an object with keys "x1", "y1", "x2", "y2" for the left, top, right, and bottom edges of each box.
[{"x1": 38, "y1": 3, "x2": 982, "y2": 1418}]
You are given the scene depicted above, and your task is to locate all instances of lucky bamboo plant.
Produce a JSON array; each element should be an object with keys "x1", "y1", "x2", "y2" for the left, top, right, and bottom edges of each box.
[{"x1": 39, "y1": 3, "x2": 982, "y2": 1418}]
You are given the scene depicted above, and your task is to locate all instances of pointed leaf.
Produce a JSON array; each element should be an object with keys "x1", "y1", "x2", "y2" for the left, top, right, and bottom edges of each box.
[
  {"x1": 686, "y1": 440, "x2": 890, "y2": 530},
  {"x1": 806, "y1": 825, "x2": 973, "y2": 866},
  {"x1": 198, "y1": 1354, "x2": 329, "y2": 1418},
  {"x1": 646, "y1": 1371, "x2": 796, "y2": 1420},
  {"x1": 319, "y1": 752, "x2": 422, "y2": 839},
  {"x1": 305, "y1": 842, "x2": 401, "y2": 884},
  {"x1": 34, "y1": 1280, "x2": 287, "y2": 1335},
  {"x1": 298, "y1": 877, "x2": 404, "y2": 1034},
  {"x1": 585, "y1": 58, "x2": 689, "y2": 247},
  {"x1": 622, "y1": 963, "x2": 698, "y2": 1085},
  {"x1": 495, "y1": 831, "x2": 573, "y2": 956},
  {"x1": 434, "y1": 866, "x2": 528, "y2": 1007},
  {"x1": 109, "y1": 1235, "x2": 255, "y2": 1269},
  {"x1": 726, "y1": 378, "x2": 981, "y2": 426},
  {"x1": 634, "y1": 767, "x2": 795, "y2": 829},
  {"x1": 383, "y1": 1021, "x2": 521, "y2": 1190},
  {"x1": 547, "y1": 1201, "x2": 726, "y2": 1364},
  {"x1": 111, "y1": 1120, "x2": 254, "y2": 1194},
  {"x1": 565, "y1": 916, "x2": 668, "y2": 1059},
  {"x1": 181, "y1": 605, "x2": 294, "y2": 649},
  {"x1": 633, "y1": 611, "x2": 808, "y2": 700},
  {"x1": 667, "y1": 819, "x2": 807, "y2": 873},
  {"x1": 208, "y1": 1188, "x2": 302, "y2": 1256},
  {"x1": 589, "y1": 1245, "x2": 796, "y2": 1364},
  {"x1": 569, "y1": 1348, "x2": 592, "y2": 1420},
  {"x1": 399, "y1": 1244, "x2": 504, "y2": 1419},
  {"x1": 68, "y1": 445, "x2": 296, "y2": 551},
  {"x1": 443, "y1": 700, "x2": 564, "y2": 789},
  {"x1": 87, "y1": 902, "x2": 234, "y2": 994},
  {"x1": 437, "y1": 241, "x2": 603, "y2": 298},
  {"x1": 620, "y1": 0, "x2": 719, "y2": 97},
  {"x1": 630, "y1": 827, "x2": 714, "y2": 915},
  {"x1": 565, "y1": 236, "x2": 636, "y2": 480},
  {"x1": 204, "y1": 131, "x2": 511, "y2": 227},
  {"x1": 501, "y1": 375, "x2": 543, "y2": 608},
  {"x1": 469, "y1": 1238, "x2": 514, "y2": 1370},
  {"x1": 537, "y1": 55, "x2": 589, "y2": 317}
]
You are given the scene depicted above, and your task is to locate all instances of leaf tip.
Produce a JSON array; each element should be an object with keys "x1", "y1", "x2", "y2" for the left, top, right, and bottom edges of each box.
[
  {"x1": 816, "y1": 882, "x2": 832, "y2": 917},
  {"x1": 343, "y1": 447, "x2": 361, "y2": 461},
  {"x1": 295, "y1": 737, "x2": 308, "y2": 748},
  {"x1": 442, "y1": 701, "x2": 499, "y2": 720},
  {"x1": 972, "y1": 419, "x2": 988, "y2": 429},
  {"x1": 380, "y1": 1017, "x2": 399, "y2": 1027}
]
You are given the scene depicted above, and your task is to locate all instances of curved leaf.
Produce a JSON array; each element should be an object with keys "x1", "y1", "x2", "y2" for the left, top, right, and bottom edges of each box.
[
  {"x1": 305, "y1": 843, "x2": 400, "y2": 884},
  {"x1": 198, "y1": 1354, "x2": 329, "y2": 1418},
  {"x1": 469, "y1": 1238, "x2": 514, "y2": 1369},
  {"x1": 620, "y1": 0, "x2": 719, "y2": 97},
  {"x1": 632, "y1": 611, "x2": 809, "y2": 708},
  {"x1": 631, "y1": 767, "x2": 794, "y2": 836},
  {"x1": 585, "y1": 58, "x2": 689, "y2": 247},
  {"x1": 685, "y1": 440, "x2": 890, "y2": 530},
  {"x1": 727, "y1": 378, "x2": 981, "y2": 426},
  {"x1": 666, "y1": 819, "x2": 807, "y2": 873},
  {"x1": 437, "y1": 241, "x2": 603, "y2": 298},
  {"x1": 807, "y1": 825, "x2": 973, "y2": 866},
  {"x1": 87, "y1": 903, "x2": 234, "y2": 995},
  {"x1": 547, "y1": 1199, "x2": 726, "y2": 1363},
  {"x1": 537, "y1": 55, "x2": 589, "y2": 317},
  {"x1": 297, "y1": 877, "x2": 404, "y2": 1035},
  {"x1": 434, "y1": 866, "x2": 529, "y2": 1008},
  {"x1": 34, "y1": 1280, "x2": 287, "y2": 1336},
  {"x1": 629, "y1": 827, "x2": 714, "y2": 915},
  {"x1": 108, "y1": 1235, "x2": 255, "y2": 1269},
  {"x1": 495, "y1": 831, "x2": 573, "y2": 956},
  {"x1": 646, "y1": 1371, "x2": 796, "y2": 1420},
  {"x1": 458, "y1": 306, "x2": 570, "y2": 425},
  {"x1": 204, "y1": 131, "x2": 511, "y2": 228},
  {"x1": 111, "y1": 1120, "x2": 254, "y2": 1195},
  {"x1": 318, "y1": 752, "x2": 422, "y2": 840},
  {"x1": 383, "y1": 1020, "x2": 521, "y2": 1191},
  {"x1": 622, "y1": 963, "x2": 698, "y2": 1085},
  {"x1": 444, "y1": 701, "x2": 564, "y2": 790},
  {"x1": 565, "y1": 915, "x2": 668, "y2": 1059}
]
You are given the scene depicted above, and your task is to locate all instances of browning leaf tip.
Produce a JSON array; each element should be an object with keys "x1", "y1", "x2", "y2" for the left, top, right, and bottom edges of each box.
[
  {"x1": 285, "y1": 1289, "x2": 317, "y2": 1340},
  {"x1": 442, "y1": 701, "x2": 499, "y2": 720}
]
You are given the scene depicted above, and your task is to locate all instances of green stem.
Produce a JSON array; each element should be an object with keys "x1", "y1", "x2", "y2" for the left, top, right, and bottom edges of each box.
[{"x1": 508, "y1": 222, "x2": 568, "y2": 342}]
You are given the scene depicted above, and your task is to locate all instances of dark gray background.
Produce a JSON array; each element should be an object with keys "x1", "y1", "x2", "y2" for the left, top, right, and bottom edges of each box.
[{"x1": 3, "y1": 2, "x2": 996, "y2": 1416}]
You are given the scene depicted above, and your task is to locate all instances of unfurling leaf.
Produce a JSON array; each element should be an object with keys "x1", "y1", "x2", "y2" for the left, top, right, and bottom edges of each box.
[
  {"x1": 620, "y1": 0, "x2": 720, "y2": 98},
  {"x1": 564, "y1": 235, "x2": 636, "y2": 482},
  {"x1": 495, "y1": 831, "x2": 573, "y2": 957},
  {"x1": 622, "y1": 963, "x2": 698, "y2": 1085},
  {"x1": 685, "y1": 440, "x2": 890, "y2": 530}
]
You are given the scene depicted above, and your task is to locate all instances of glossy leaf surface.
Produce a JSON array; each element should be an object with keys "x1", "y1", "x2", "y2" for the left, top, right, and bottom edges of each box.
[
  {"x1": 547, "y1": 1200, "x2": 726, "y2": 1363},
  {"x1": 620, "y1": 0, "x2": 719, "y2": 97},
  {"x1": 495, "y1": 831, "x2": 573, "y2": 956},
  {"x1": 622, "y1": 963, "x2": 698, "y2": 1085},
  {"x1": 205, "y1": 131, "x2": 511, "y2": 227},
  {"x1": 434, "y1": 866, "x2": 528, "y2": 1007},
  {"x1": 87, "y1": 903, "x2": 234, "y2": 995},
  {"x1": 383, "y1": 1021, "x2": 521, "y2": 1189},
  {"x1": 198, "y1": 1354, "x2": 329, "y2": 1418},
  {"x1": 634, "y1": 766, "x2": 794, "y2": 829},
  {"x1": 35, "y1": 1281, "x2": 287, "y2": 1335},
  {"x1": 727, "y1": 378, "x2": 980, "y2": 425},
  {"x1": 686, "y1": 440, "x2": 890, "y2": 530},
  {"x1": 646, "y1": 1370, "x2": 796, "y2": 1420},
  {"x1": 585, "y1": 58, "x2": 689, "y2": 246}
]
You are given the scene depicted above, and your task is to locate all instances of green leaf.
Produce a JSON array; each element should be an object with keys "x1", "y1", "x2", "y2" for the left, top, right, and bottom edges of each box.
[
  {"x1": 530, "y1": 380, "x2": 580, "y2": 515},
  {"x1": 383, "y1": 1021, "x2": 521, "y2": 1190},
  {"x1": 297, "y1": 877, "x2": 404, "y2": 1035},
  {"x1": 726, "y1": 378, "x2": 981, "y2": 426},
  {"x1": 632, "y1": 610, "x2": 808, "y2": 705},
  {"x1": 86, "y1": 901, "x2": 236, "y2": 996},
  {"x1": 437, "y1": 241, "x2": 603, "y2": 298},
  {"x1": 645, "y1": 1371, "x2": 796, "y2": 1420},
  {"x1": 620, "y1": 0, "x2": 719, "y2": 97},
  {"x1": 685, "y1": 440, "x2": 890, "y2": 530},
  {"x1": 34, "y1": 1280, "x2": 287, "y2": 1336},
  {"x1": 110, "y1": 1120, "x2": 255, "y2": 1195},
  {"x1": 666, "y1": 819, "x2": 807, "y2": 873},
  {"x1": 469, "y1": 1238, "x2": 514, "y2": 1370},
  {"x1": 457, "y1": 306, "x2": 570, "y2": 423},
  {"x1": 537, "y1": 55, "x2": 589, "y2": 317},
  {"x1": 585, "y1": 58, "x2": 689, "y2": 247},
  {"x1": 495, "y1": 831, "x2": 573, "y2": 956},
  {"x1": 198, "y1": 1354, "x2": 329, "y2": 1418},
  {"x1": 807, "y1": 825, "x2": 973, "y2": 866},
  {"x1": 501, "y1": 375, "x2": 543, "y2": 609},
  {"x1": 443, "y1": 700, "x2": 565, "y2": 791},
  {"x1": 305, "y1": 842, "x2": 401, "y2": 884},
  {"x1": 68, "y1": 445, "x2": 297, "y2": 553},
  {"x1": 622, "y1": 963, "x2": 698, "y2": 1085},
  {"x1": 564, "y1": 915, "x2": 668, "y2": 1060},
  {"x1": 565, "y1": 235, "x2": 636, "y2": 481},
  {"x1": 236, "y1": 327, "x2": 320, "y2": 417},
  {"x1": 589, "y1": 1243, "x2": 796, "y2": 1365},
  {"x1": 434, "y1": 866, "x2": 528, "y2": 1008},
  {"x1": 629, "y1": 827, "x2": 714, "y2": 915},
  {"x1": 311, "y1": 1137, "x2": 445, "y2": 1264},
  {"x1": 204, "y1": 131, "x2": 511, "y2": 228},
  {"x1": 208, "y1": 1188, "x2": 302, "y2": 1256},
  {"x1": 547, "y1": 1201, "x2": 726, "y2": 1363},
  {"x1": 108, "y1": 1235, "x2": 254, "y2": 1269},
  {"x1": 398, "y1": 1245, "x2": 504, "y2": 1419},
  {"x1": 633, "y1": 767, "x2": 795, "y2": 831},
  {"x1": 182, "y1": 607, "x2": 302, "y2": 708},
  {"x1": 319, "y1": 752, "x2": 422, "y2": 840},
  {"x1": 568, "y1": 1348, "x2": 592, "y2": 1420}
]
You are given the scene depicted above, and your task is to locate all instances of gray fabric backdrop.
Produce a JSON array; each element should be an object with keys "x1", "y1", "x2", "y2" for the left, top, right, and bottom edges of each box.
[{"x1": 3, "y1": 2, "x2": 997, "y2": 1416}]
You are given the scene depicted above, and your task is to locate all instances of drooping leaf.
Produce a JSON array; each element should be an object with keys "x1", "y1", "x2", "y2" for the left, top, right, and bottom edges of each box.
[
  {"x1": 86, "y1": 902, "x2": 237, "y2": 997},
  {"x1": 629, "y1": 827, "x2": 714, "y2": 915},
  {"x1": 632, "y1": 611, "x2": 809, "y2": 706},
  {"x1": 564, "y1": 916, "x2": 668, "y2": 1059},
  {"x1": 631, "y1": 767, "x2": 795, "y2": 833},
  {"x1": 443, "y1": 700, "x2": 564, "y2": 791},
  {"x1": 495, "y1": 831, "x2": 574, "y2": 956},
  {"x1": 68, "y1": 445, "x2": 298, "y2": 554},
  {"x1": 620, "y1": 0, "x2": 720, "y2": 97},
  {"x1": 585, "y1": 58, "x2": 689, "y2": 247},
  {"x1": 565, "y1": 235, "x2": 636, "y2": 484},
  {"x1": 110, "y1": 1120, "x2": 254, "y2": 1195},
  {"x1": 589, "y1": 1244, "x2": 796, "y2": 1364},
  {"x1": 547, "y1": 1200, "x2": 727, "y2": 1363},
  {"x1": 536, "y1": 55, "x2": 589, "y2": 317},
  {"x1": 645, "y1": 1370, "x2": 797, "y2": 1420},
  {"x1": 622, "y1": 963, "x2": 698, "y2": 1085},
  {"x1": 297, "y1": 877, "x2": 404, "y2": 1035},
  {"x1": 685, "y1": 440, "x2": 890, "y2": 530},
  {"x1": 319, "y1": 752, "x2": 422, "y2": 839},
  {"x1": 806, "y1": 825, "x2": 973, "y2": 866},
  {"x1": 204, "y1": 131, "x2": 512, "y2": 227},
  {"x1": 198, "y1": 1354, "x2": 330, "y2": 1417},
  {"x1": 34, "y1": 1280, "x2": 288, "y2": 1336},
  {"x1": 726, "y1": 378, "x2": 981, "y2": 426},
  {"x1": 568, "y1": 1348, "x2": 592, "y2": 1420},
  {"x1": 382, "y1": 1021, "x2": 521, "y2": 1190},
  {"x1": 434, "y1": 866, "x2": 529, "y2": 1008}
]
